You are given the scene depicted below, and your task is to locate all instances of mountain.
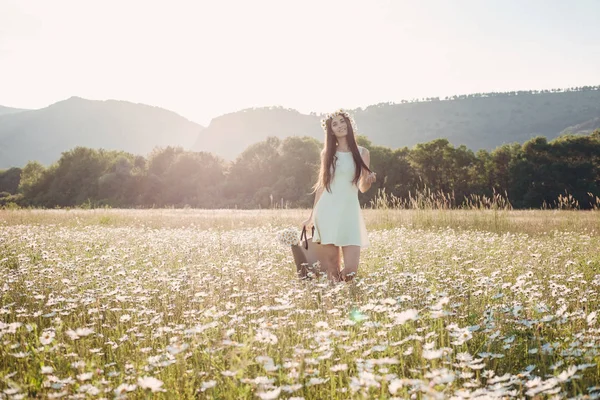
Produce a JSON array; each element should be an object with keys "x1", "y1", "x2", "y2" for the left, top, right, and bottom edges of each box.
[
  {"x1": 560, "y1": 117, "x2": 600, "y2": 136},
  {"x1": 2, "y1": 87, "x2": 599, "y2": 168},
  {"x1": 0, "y1": 97, "x2": 204, "y2": 168},
  {"x1": 192, "y1": 107, "x2": 321, "y2": 160},
  {"x1": 193, "y1": 87, "x2": 600, "y2": 160},
  {"x1": 0, "y1": 105, "x2": 28, "y2": 116}
]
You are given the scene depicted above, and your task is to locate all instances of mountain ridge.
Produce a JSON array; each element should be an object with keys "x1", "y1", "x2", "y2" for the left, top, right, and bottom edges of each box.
[
  {"x1": 0, "y1": 105, "x2": 29, "y2": 116},
  {"x1": 2, "y1": 86, "x2": 599, "y2": 168},
  {"x1": 192, "y1": 87, "x2": 600, "y2": 160},
  {"x1": 0, "y1": 97, "x2": 204, "y2": 168}
]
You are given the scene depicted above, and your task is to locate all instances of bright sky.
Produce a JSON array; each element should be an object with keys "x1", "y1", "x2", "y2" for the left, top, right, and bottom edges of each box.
[{"x1": 1, "y1": 0, "x2": 599, "y2": 125}]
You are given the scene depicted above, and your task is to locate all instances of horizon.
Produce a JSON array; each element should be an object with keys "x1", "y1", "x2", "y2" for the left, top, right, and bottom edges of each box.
[
  {"x1": 1, "y1": 0, "x2": 600, "y2": 125},
  {"x1": 2, "y1": 84, "x2": 599, "y2": 126}
]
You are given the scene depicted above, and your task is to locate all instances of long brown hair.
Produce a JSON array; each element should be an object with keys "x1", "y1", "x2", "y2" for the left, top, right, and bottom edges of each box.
[{"x1": 311, "y1": 114, "x2": 372, "y2": 194}]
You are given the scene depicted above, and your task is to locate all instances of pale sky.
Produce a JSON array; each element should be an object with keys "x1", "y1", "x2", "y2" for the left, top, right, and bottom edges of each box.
[{"x1": 1, "y1": 0, "x2": 599, "y2": 125}]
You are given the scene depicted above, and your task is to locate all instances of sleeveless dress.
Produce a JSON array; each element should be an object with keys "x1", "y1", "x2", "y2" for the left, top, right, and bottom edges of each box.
[{"x1": 312, "y1": 149, "x2": 370, "y2": 248}]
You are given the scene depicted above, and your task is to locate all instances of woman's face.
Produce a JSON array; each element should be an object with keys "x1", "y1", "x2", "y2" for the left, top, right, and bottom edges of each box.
[{"x1": 330, "y1": 115, "x2": 348, "y2": 139}]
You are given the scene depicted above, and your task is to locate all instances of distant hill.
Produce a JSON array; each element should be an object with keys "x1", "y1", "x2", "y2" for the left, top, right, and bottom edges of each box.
[
  {"x1": 560, "y1": 117, "x2": 600, "y2": 136},
  {"x1": 2, "y1": 87, "x2": 599, "y2": 168},
  {"x1": 192, "y1": 107, "x2": 321, "y2": 160},
  {"x1": 0, "y1": 105, "x2": 28, "y2": 116},
  {"x1": 0, "y1": 97, "x2": 204, "y2": 168},
  {"x1": 193, "y1": 87, "x2": 600, "y2": 160}
]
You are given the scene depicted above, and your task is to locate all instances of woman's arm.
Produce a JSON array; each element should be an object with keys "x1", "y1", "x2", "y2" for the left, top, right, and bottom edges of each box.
[{"x1": 358, "y1": 147, "x2": 373, "y2": 193}]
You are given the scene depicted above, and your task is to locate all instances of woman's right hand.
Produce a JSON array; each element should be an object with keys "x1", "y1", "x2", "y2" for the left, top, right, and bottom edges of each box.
[{"x1": 301, "y1": 217, "x2": 313, "y2": 231}]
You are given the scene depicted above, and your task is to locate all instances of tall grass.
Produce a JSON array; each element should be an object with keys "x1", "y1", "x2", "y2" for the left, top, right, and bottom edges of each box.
[
  {"x1": 370, "y1": 187, "x2": 513, "y2": 211},
  {"x1": 1, "y1": 210, "x2": 599, "y2": 398},
  {"x1": 1, "y1": 206, "x2": 599, "y2": 236},
  {"x1": 366, "y1": 187, "x2": 599, "y2": 234}
]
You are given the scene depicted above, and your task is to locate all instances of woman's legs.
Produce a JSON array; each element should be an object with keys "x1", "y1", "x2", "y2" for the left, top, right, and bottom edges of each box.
[
  {"x1": 340, "y1": 245, "x2": 360, "y2": 282},
  {"x1": 316, "y1": 243, "x2": 341, "y2": 281}
]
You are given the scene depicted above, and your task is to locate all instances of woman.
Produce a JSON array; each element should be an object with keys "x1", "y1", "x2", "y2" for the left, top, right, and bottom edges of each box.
[{"x1": 302, "y1": 109, "x2": 376, "y2": 282}]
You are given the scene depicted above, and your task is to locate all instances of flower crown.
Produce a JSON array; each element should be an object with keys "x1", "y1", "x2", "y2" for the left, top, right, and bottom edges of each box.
[{"x1": 320, "y1": 109, "x2": 358, "y2": 133}]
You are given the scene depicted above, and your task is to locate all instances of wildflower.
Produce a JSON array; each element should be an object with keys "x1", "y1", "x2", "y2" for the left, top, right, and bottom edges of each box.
[
  {"x1": 422, "y1": 349, "x2": 443, "y2": 360},
  {"x1": 78, "y1": 384, "x2": 101, "y2": 395},
  {"x1": 256, "y1": 356, "x2": 274, "y2": 364},
  {"x1": 488, "y1": 373, "x2": 511, "y2": 384},
  {"x1": 392, "y1": 309, "x2": 418, "y2": 325},
  {"x1": 137, "y1": 376, "x2": 166, "y2": 392},
  {"x1": 448, "y1": 326, "x2": 473, "y2": 346},
  {"x1": 587, "y1": 311, "x2": 597, "y2": 326},
  {"x1": 455, "y1": 352, "x2": 473, "y2": 363},
  {"x1": 113, "y1": 383, "x2": 136, "y2": 395},
  {"x1": 241, "y1": 376, "x2": 275, "y2": 385},
  {"x1": 330, "y1": 364, "x2": 348, "y2": 372},
  {"x1": 306, "y1": 377, "x2": 329, "y2": 386},
  {"x1": 315, "y1": 321, "x2": 329, "y2": 329},
  {"x1": 41, "y1": 366, "x2": 54, "y2": 374},
  {"x1": 430, "y1": 297, "x2": 449, "y2": 311},
  {"x1": 556, "y1": 365, "x2": 578, "y2": 383},
  {"x1": 200, "y1": 380, "x2": 217, "y2": 391},
  {"x1": 254, "y1": 330, "x2": 278, "y2": 345},
  {"x1": 65, "y1": 327, "x2": 94, "y2": 340},
  {"x1": 276, "y1": 228, "x2": 300, "y2": 247},
  {"x1": 166, "y1": 342, "x2": 189, "y2": 355},
  {"x1": 257, "y1": 388, "x2": 281, "y2": 399},
  {"x1": 425, "y1": 368, "x2": 455, "y2": 385},
  {"x1": 48, "y1": 391, "x2": 68, "y2": 399},
  {"x1": 388, "y1": 379, "x2": 404, "y2": 395},
  {"x1": 481, "y1": 370, "x2": 495, "y2": 379},
  {"x1": 40, "y1": 330, "x2": 55, "y2": 345},
  {"x1": 281, "y1": 384, "x2": 303, "y2": 393},
  {"x1": 77, "y1": 372, "x2": 93, "y2": 381}
]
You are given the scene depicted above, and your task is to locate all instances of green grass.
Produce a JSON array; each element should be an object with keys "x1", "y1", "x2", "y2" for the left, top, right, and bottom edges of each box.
[
  {"x1": 0, "y1": 209, "x2": 599, "y2": 398},
  {"x1": 2, "y1": 208, "x2": 599, "y2": 235}
]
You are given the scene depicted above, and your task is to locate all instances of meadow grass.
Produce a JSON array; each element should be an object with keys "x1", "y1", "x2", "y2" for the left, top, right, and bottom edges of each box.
[
  {"x1": 1, "y1": 208, "x2": 599, "y2": 234},
  {"x1": 1, "y1": 209, "x2": 599, "y2": 399}
]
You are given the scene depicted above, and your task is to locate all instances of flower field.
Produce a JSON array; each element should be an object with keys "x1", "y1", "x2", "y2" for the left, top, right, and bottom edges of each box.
[{"x1": 1, "y1": 209, "x2": 599, "y2": 399}]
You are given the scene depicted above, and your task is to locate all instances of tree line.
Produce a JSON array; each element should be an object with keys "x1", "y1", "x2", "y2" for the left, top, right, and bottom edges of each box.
[{"x1": 1, "y1": 130, "x2": 600, "y2": 209}]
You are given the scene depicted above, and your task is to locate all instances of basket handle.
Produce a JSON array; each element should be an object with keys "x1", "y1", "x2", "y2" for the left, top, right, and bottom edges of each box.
[{"x1": 300, "y1": 226, "x2": 315, "y2": 250}]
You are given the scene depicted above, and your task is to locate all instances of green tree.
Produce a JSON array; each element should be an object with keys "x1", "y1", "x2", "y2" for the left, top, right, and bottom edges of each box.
[
  {"x1": 225, "y1": 137, "x2": 283, "y2": 208},
  {"x1": 409, "y1": 138, "x2": 455, "y2": 193},
  {"x1": 449, "y1": 144, "x2": 478, "y2": 200},
  {"x1": 272, "y1": 136, "x2": 321, "y2": 207},
  {"x1": 161, "y1": 151, "x2": 227, "y2": 207},
  {"x1": 98, "y1": 154, "x2": 139, "y2": 206},
  {"x1": 144, "y1": 147, "x2": 185, "y2": 205},
  {"x1": 37, "y1": 147, "x2": 124, "y2": 207},
  {"x1": 0, "y1": 167, "x2": 22, "y2": 194}
]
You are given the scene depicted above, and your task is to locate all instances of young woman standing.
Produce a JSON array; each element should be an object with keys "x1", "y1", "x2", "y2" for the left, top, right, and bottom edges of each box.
[{"x1": 302, "y1": 109, "x2": 376, "y2": 282}]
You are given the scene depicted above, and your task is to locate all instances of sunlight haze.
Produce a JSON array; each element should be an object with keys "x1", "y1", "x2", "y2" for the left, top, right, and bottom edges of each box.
[{"x1": 1, "y1": 0, "x2": 599, "y2": 125}]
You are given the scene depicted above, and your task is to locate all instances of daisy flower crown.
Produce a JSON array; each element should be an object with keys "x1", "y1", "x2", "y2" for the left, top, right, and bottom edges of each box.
[{"x1": 320, "y1": 109, "x2": 358, "y2": 133}]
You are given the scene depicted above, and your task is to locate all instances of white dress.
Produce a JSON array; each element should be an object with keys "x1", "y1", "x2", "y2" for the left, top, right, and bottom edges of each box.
[{"x1": 312, "y1": 149, "x2": 370, "y2": 248}]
